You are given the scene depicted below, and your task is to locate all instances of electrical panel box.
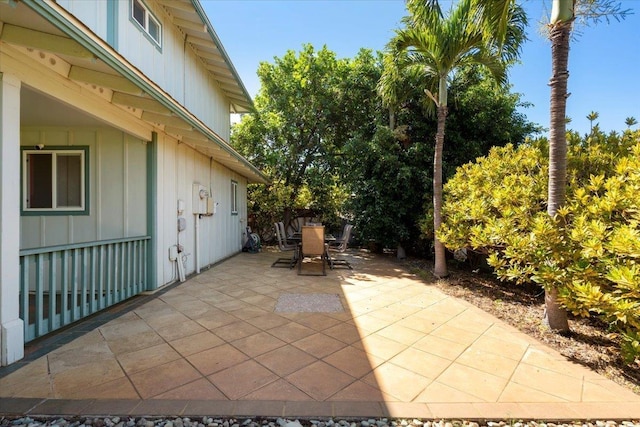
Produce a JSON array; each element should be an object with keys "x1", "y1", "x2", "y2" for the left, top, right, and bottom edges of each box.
[
  {"x1": 169, "y1": 245, "x2": 178, "y2": 261},
  {"x1": 192, "y1": 183, "x2": 210, "y2": 214},
  {"x1": 206, "y1": 197, "x2": 214, "y2": 215}
]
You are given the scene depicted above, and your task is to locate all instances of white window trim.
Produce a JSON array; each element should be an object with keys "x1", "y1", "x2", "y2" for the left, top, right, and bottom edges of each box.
[
  {"x1": 231, "y1": 180, "x2": 238, "y2": 215},
  {"x1": 22, "y1": 148, "x2": 87, "y2": 215},
  {"x1": 131, "y1": 0, "x2": 162, "y2": 48}
]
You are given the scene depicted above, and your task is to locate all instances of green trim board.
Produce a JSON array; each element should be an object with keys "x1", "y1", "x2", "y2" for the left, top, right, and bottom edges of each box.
[
  {"x1": 106, "y1": 0, "x2": 118, "y2": 49},
  {"x1": 146, "y1": 132, "x2": 158, "y2": 290}
]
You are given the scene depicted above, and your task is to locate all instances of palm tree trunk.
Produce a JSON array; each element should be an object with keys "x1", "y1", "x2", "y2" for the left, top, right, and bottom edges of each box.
[
  {"x1": 433, "y1": 103, "x2": 448, "y2": 278},
  {"x1": 545, "y1": 18, "x2": 571, "y2": 332}
]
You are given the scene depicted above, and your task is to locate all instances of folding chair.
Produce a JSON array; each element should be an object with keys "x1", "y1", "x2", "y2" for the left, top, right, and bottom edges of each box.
[
  {"x1": 327, "y1": 224, "x2": 353, "y2": 269},
  {"x1": 271, "y1": 222, "x2": 297, "y2": 268},
  {"x1": 298, "y1": 225, "x2": 327, "y2": 276}
]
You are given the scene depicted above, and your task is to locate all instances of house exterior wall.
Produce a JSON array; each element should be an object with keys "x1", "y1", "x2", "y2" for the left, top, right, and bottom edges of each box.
[
  {"x1": 20, "y1": 127, "x2": 148, "y2": 250},
  {"x1": 57, "y1": 0, "x2": 232, "y2": 141},
  {"x1": 1, "y1": 0, "x2": 256, "y2": 364},
  {"x1": 155, "y1": 132, "x2": 247, "y2": 286}
]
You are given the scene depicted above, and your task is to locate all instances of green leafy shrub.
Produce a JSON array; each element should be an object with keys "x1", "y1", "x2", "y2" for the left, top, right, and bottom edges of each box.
[{"x1": 438, "y1": 130, "x2": 640, "y2": 364}]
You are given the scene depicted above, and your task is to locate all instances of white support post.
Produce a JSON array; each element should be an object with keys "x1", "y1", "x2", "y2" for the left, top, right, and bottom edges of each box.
[{"x1": 0, "y1": 72, "x2": 25, "y2": 366}]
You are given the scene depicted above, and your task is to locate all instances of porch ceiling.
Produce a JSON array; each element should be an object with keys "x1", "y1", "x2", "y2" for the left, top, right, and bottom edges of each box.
[{"x1": 0, "y1": 0, "x2": 268, "y2": 185}]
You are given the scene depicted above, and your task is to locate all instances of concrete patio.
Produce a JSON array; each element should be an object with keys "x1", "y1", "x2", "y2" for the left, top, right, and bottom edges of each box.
[{"x1": 1, "y1": 249, "x2": 639, "y2": 420}]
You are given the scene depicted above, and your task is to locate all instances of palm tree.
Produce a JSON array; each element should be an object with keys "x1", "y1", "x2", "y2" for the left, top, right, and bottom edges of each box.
[
  {"x1": 378, "y1": 0, "x2": 525, "y2": 278},
  {"x1": 545, "y1": 0, "x2": 628, "y2": 332},
  {"x1": 586, "y1": 110, "x2": 599, "y2": 133},
  {"x1": 625, "y1": 116, "x2": 638, "y2": 129}
]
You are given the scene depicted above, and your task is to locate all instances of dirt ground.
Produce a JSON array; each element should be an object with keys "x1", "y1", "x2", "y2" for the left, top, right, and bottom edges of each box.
[{"x1": 402, "y1": 257, "x2": 640, "y2": 395}]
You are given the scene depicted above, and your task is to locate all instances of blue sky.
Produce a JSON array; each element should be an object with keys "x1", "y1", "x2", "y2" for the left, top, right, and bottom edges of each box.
[{"x1": 203, "y1": 0, "x2": 640, "y2": 136}]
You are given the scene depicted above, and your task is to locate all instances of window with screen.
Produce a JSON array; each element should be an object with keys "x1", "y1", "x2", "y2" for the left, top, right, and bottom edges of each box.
[
  {"x1": 131, "y1": 0, "x2": 162, "y2": 47},
  {"x1": 22, "y1": 147, "x2": 89, "y2": 215},
  {"x1": 231, "y1": 180, "x2": 238, "y2": 215}
]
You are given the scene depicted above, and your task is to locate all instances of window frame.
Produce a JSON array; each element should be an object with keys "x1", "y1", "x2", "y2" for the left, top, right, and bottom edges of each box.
[
  {"x1": 21, "y1": 146, "x2": 90, "y2": 216},
  {"x1": 231, "y1": 180, "x2": 238, "y2": 216},
  {"x1": 130, "y1": 0, "x2": 162, "y2": 49}
]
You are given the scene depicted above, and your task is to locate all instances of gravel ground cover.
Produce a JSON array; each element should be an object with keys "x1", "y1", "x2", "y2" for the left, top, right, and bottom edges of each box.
[{"x1": 2, "y1": 418, "x2": 639, "y2": 427}]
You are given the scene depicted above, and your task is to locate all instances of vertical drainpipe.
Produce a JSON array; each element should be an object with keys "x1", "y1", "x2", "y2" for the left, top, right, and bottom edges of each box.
[{"x1": 146, "y1": 132, "x2": 158, "y2": 291}]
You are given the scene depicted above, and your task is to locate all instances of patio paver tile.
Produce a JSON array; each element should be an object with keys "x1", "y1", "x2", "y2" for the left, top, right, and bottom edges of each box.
[
  {"x1": 266, "y1": 321, "x2": 316, "y2": 343},
  {"x1": 52, "y1": 359, "x2": 125, "y2": 397},
  {"x1": 510, "y1": 362, "x2": 583, "y2": 402},
  {"x1": 413, "y1": 381, "x2": 486, "y2": 403},
  {"x1": 497, "y1": 381, "x2": 567, "y2": 403},
  {"x1": 362, "y1": 362, "x2": 432, "y2": 402},
  {"x1": 412, "y1": 334, "x2": 470, "y2": 361},
  {"x1": 388, "y1": 347, "x2": 452, "y2": 380},
  {"x1": 212, "y1": 321, "x2": 262, "y2": 342},
  {"x1": 241, "y1": 379, "x2": 313, "y2": 401},
  {"x1": 104, "y1": 330, "x2": 165, "y2": 356},
  {"x1": 117, "y1": 343, "x2": 182, "y2": 375},
  {"x1": 455, "y1": 347, "x2": 520, "y2": 379},
  {"x1": 231, "y1": 331, "x2": 287, "y2": 358},
  {"x1": 322, "y1": 345, "x2": 384, "y2": 379},
  {"x1": 434, "y1": 362, "x2": 509, "y2": 402},
  {"x1": 186, "y1": 344, "x2": 249, "y2": 376},
  {"x1": 153, "y1": 319, "x2": 207, "y2": 342},
  {"x1": 169, "y1": 331, "x2": 225, "y2": 357},
  {"x1": 321, "y1": 323, "x2": 363, "y2": 345},
  {"x1": 208, "y1": 360, "x2": 279, "y2": 400},
  {"x1": 65, "y1": 376, "x2": 140, "y2": 400},
  {"x1": 285, "y1": 361, "x2": 356, "y2": 401},
  {"x1": 151, "y1": 378, "x2": 227, "y2": 400},
  {"x1": 327, "y1": 380, "x2": 387, "y2": 402},
  {"x1": 291, "y1": 332, "x2": 348, "y2": 358},
  {"x1": 254, "y1": 345, "x2": 317, "y2": 377},
  {"x1": 359, "y1": 334, "x2": 407, "y2": 360},
  {"x1": 128, "y1": 359, "x2": 202, "y2": 399}
]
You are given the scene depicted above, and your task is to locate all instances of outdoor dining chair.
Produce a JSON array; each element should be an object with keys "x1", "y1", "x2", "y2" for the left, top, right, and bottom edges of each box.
[
  {"x1": 298, "y1": 225, "x2": 328, "y2": 276},
  {"x1": 271, "y1": 222, "x2": 297, "y2": 268},
  {"x1": 327, "y1": 223, "x2": 353, "y2": 269}
]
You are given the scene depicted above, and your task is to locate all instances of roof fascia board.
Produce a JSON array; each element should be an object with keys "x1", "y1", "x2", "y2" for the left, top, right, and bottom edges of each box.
[
  {"x1": 21, "y1": 0, "x2": 268, "y2": 184},
  {"x1": 189, "y1": 0, "x2": 254, "y2": 109}
]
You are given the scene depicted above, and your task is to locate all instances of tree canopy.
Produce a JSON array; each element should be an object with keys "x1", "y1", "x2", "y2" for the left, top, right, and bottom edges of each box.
[{"x1": 231, "y1": 44, "x2": 537, "y2": 251}]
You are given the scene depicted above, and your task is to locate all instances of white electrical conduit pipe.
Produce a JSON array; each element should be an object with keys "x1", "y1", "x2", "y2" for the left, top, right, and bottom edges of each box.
[{"x1": 195, "y1": 213, "x2": 200, "y2": 274}]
